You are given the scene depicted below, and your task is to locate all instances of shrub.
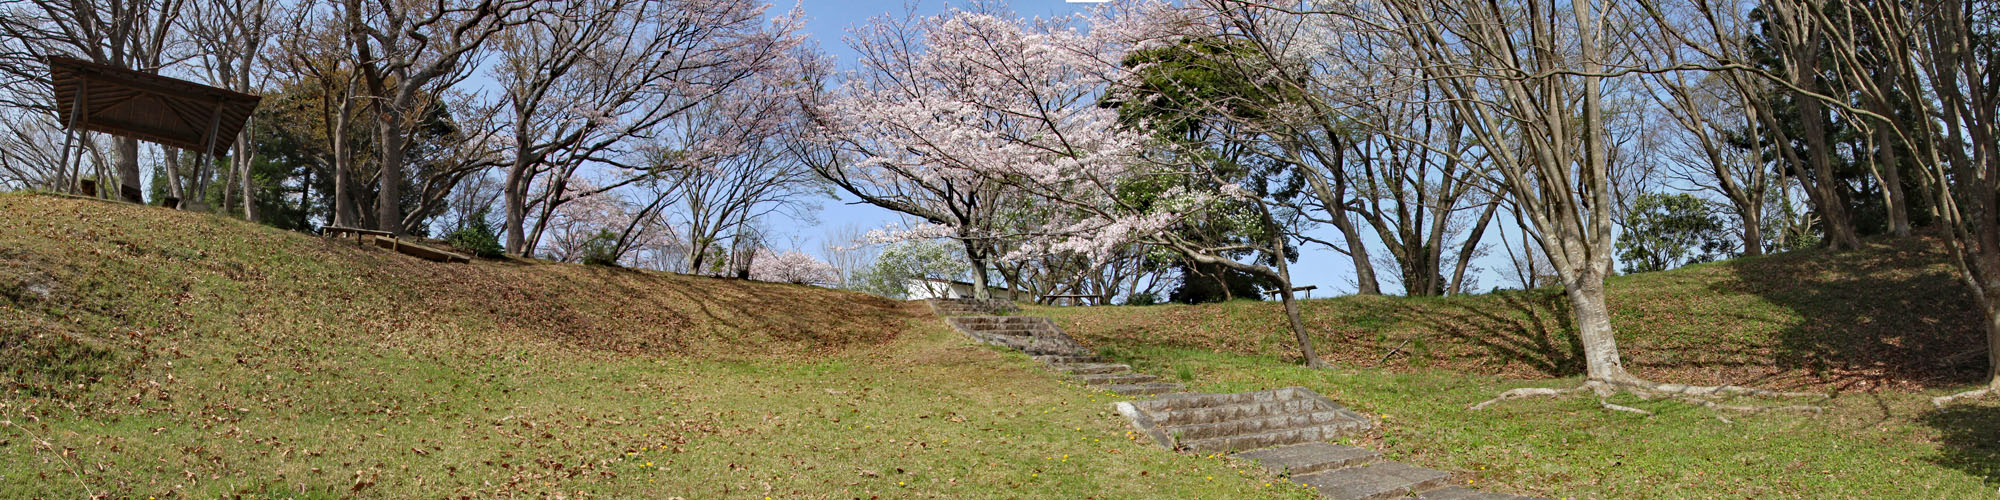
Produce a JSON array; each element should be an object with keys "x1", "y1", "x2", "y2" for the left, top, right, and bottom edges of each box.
[
  {"x1": 444, "y1": 210, "x2": 505, "y2": 258},
  {"x1": 579, "y1": 230, "x2": 623, "y2": 267}
]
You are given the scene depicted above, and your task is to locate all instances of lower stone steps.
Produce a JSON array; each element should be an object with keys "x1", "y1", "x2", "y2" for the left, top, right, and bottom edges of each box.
[
  {"x1": 1232, "y1": 442, "x2": 1381, "y2": 476},
  {"x1": 1418, "y1": 487, "x2": 1545, "y2": 500},
  {"x1": 1167, "y1": 410, "x2": 1365, "y2": 441},
  {"x1": 1101, "y1": 382, "x2": 1184, "y2": 396},
  {"x1": 1178, "y1": 422, "x2": 1356, "y2": 454},
  {"x1": 1051, "y1": 362, "x2": 1131, "y2": 375},
  {"x1": 1075, "y1": 372, "x2": 1159, "y2": 385},
  {"x1": 1294, "y1": 462, "x2": 1452, "y2": 500}
]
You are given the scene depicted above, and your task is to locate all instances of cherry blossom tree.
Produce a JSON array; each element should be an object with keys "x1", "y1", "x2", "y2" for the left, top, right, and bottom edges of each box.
[
  {"x1": 750, "y1": 248, "x2": 839, "y2": 286},
  {"x1": 816, "y1": 4, "x2": 1336, "y2": 366}
]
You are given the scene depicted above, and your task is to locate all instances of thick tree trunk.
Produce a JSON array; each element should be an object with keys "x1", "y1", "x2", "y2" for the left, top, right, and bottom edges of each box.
[
  {"x1": 376, "y1": 114, "x2": 406, "y2": 235},
  {"x1": 1563, "y1": 265, "x2": 1631, "y2": 383},
  {"x1": 1740, "y1": 208, "x2": 1764, "y2": 257},
  {"x1": 1879, "y1": 126, "x2": 1910, "y2": 237},
  {"x1": 116, "y1": 139, "x2": 143, "y2": 203},
  {"x1": 1798, "y1": 93, "x2": 1862, "y2": 250},
  {"x1": 1331, "y1": 213, "x2": 1381, "y2": 295},
  {"x1": 967, "y1": 249, "x2": 992, "y2": 300}
]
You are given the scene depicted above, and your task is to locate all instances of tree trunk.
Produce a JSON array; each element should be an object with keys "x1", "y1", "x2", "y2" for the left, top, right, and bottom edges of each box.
[
  {"x1": 1332, "y1": 211, "x2": 1381, "y2": 295},
  {"x1": 162, "y1": 147, "x2": 186, "y2": 203},
  {"x1": 1448, "y1": 201, "x2": 1500, "y2": 295},
  {"x1": 1797, "y1": 92, "x2": 1862, "y2": 250},
  {"x1": 332, "y1": 110, "x2": 359, "y2": 227},
  {"x1": 1879, "y1": 125, "x2": 1910, "y2": 237},
  {"x1": 238, "y1": 118, "x2": 258, "y2": 221},
  {"x1": 1740, "y1": 207, "x2": 1764, "y2": 257},
  {"x1": 116, "y1": 139, "x2": 143, "y2": 203},
  {"x1": 967, "y1": 248, "x2": 992, "y2": 300},
  {"x1": 1563, "y1": 264, "x2": 1631, "y2": 383},
  {"x1": 504, "y1": 160, "x2": 530, "y2": 254},
  {"x1": 376, "y1": 113, "x2": 406, "y2": 235},
  {"x1": 1271, "y1": 232, "x2": 1325, "y2": 369}
]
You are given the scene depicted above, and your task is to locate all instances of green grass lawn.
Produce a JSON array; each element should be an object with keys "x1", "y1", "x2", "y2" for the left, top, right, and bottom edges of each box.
[
  {"x1": 9, "y1": 192, "x2": 1999, "y2": 498},
  {"x1": 1086, "y1": 344, "x2": 2000, "y2": 499},
  {"x1": 0, "y1": 194, "x2": 1312, "y2": 498}
]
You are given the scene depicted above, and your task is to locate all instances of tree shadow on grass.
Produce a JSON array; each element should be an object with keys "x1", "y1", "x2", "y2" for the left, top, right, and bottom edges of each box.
[
  {"x1": 1381, "y1": 291, "x2": 1586, "y2": 378},
  {"x1": 1709, "y1": 238, "x2": 1985, "y2": 388},
  {"x1": 1919, "y1": 404, "x2": 2000, "y2": 486}
]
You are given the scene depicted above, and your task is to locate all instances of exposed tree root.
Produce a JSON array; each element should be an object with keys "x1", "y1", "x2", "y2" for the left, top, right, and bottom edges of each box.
[
  {"x1": 1470, "y1": 378, "x2": 1827, "y2": 414},
  {"x1": 1931, "y1": 388, "x2": 1992, "y2": 407}
]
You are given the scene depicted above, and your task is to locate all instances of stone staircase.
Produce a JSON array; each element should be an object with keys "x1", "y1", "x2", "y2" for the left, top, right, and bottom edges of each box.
[
  {"x1": 1116, "y1": 387, "x2": 1540, "y2": 500},
  {"x1": 925, "y1": 300, "x2": 1539, "y2": 499},
  {"x1": 941, "y1": 314, "x2": 1184, "y2": 396},
  {"x1": 925, "y1": 298, "x2": 1019, "y2": 316}
]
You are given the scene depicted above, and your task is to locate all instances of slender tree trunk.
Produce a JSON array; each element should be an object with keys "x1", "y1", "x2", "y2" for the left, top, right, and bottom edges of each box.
[
  {"x1": 238, "y1": 117, "x2": 258, "y2": 221},
  {"x1": 162, "y1": 147, "x2": 186, "y2": 203},
  {"x1": 504, "y1": 160, "x2": 530, "y2": 254},
  {"x1": 332, "y1": 109, "x2": 358, "y2": 227},
  {"x1": 1270, "y1": 230, "x2": 1325, "y2": 369},
  {"x1": 1448, "y1": 201, "x2": 1500, "y2": 295}
]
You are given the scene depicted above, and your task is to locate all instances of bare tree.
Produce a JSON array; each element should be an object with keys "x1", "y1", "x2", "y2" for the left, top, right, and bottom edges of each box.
[
  {"x1": 340, "y1": 0, "x2": 535, "y2": 234},
  {"x1": 182, "y1": 0, "x2": 284, "y2": 218},
  {"x1": 0, "y1": 0, "x2": 188, "y2": 202},
  {"x1": 495, "y1": 0, "x2": 803, "y2": 255}
]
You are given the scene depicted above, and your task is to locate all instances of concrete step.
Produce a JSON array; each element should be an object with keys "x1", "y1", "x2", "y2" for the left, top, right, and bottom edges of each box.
[
  {"x1": 1417, "y1": 487, "x2": 1546, "y2": 500},
  {"x1": 1162, "y1": 410, "x2": 1366, "y2": 441},
  {"x1": 1076, "y1": 372, "x2": 1160, "y2": 385},
  {"x1": 1233, "y1": 442, "x2": 1381, "y2": 477},
  {"x1": 1051, "y1": 362, "x2": 1131, "y2": 375},
  {"x1": 1134, "y1": 387, "x2": 1330, "y2": 414},
  {"x1": 1177, "y1": 422, "x2": 1369, "y2": 454},
  {"x1": 1035, "y1": 354, "x2": 1104, "y2": 364},
  {"x1": 1154, "y1": 399, "x2": 1323, "y2": 427},
  {"x1": 1103, "y1": 382, "x2": 1184, "y2": 396},
  {"x1": 1294, "y1": 462, "x2": 1452, "y2": 500}
]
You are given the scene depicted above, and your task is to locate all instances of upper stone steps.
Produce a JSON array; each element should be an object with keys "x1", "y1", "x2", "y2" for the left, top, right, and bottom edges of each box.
[{"x1": 1164, "y1": 410, "x2": 1364, "y2": 442}]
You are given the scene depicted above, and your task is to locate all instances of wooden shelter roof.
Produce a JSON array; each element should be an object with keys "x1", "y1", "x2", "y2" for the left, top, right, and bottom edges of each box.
[{"x1": 48, "y1": 56, "x2": 262, "y2": 156}]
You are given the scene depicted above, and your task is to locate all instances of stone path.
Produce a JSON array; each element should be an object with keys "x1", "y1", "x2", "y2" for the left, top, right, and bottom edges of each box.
[{"x1": 926, "y1": 298, "x2": 1546, "y2": 499}]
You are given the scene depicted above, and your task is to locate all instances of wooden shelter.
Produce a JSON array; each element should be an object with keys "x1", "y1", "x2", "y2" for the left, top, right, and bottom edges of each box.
[{"x1": 47, "y1": 56, "x2": 262, "y2": 203}]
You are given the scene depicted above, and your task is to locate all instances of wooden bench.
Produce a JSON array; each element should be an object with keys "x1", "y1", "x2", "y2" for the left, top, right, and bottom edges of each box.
[
  {"x1": 1263, "y1": 285, "x2": 1318, "y2": 299},
  {"x1": 324, "y1": 225, "x2": 394, "y2": 248},
  {"x1": 322, "y1": 225, "x2": 470, "y2": 263}
]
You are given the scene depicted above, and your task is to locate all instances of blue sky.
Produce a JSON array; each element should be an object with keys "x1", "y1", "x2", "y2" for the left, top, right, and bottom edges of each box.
[{"x1": 782, "y1": 0, "x2": 1524, "y2": 297}]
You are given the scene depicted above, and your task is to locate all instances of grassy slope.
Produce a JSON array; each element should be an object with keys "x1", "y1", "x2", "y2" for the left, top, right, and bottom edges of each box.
[
  {"x1": 0, "y1": 193, "x2": 1312, "y2": 499},
  {"x1": 1032, "y1": 238, "x2": 2000, "y2": 498}
]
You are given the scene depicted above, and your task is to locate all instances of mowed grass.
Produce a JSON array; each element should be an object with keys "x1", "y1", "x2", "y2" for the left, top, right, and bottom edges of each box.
[
  {"x1": 1087, "y1": 345, "x2": 2000, "y2": 499},
  {"x1": 0, "y1": 193, "x2": 1312, "y2": 499},
  {"x1": 1034, "y1": 236, "x2": 1984, "y2": 391},
  {"x1": 1028, "y1": 235, "x2": 2000, "y2": 498}
]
